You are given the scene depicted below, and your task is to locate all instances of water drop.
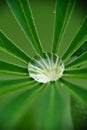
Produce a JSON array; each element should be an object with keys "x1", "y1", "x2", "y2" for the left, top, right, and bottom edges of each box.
[{"x1": 28, "y1": 53, "x2": 64, "y2": 83}]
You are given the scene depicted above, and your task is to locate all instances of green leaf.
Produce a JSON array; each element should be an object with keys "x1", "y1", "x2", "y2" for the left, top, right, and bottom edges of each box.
[
  {"x1": 6, "y1": 0, "x2": 43, "y2": 54},
  {"x1": 72, "y1": 41, "x2": 87, "y2": 57},
  {"x1": 63, "y1": 68, "x2": 87, "y2": 79},
  {"x1": 62, "y1": 16, "x2": 87, "y2": 62},
  {"x1": 0, "y1": 60, "x2": 28, "y2": 75},
  {"x1": 0, "y1": 77, "x2": 35, "y2": 95},
  {"x1": 15, "y1": 108, "x2": 37, "y2": 130},
  {"x1": 60, "y1": 79, "x2": 87, "y2": 106},
  {"x1": 34, "y1": 82, "x2": 68, "y2": 130},
  {"x1": 71, "y1": 96, "x2": 87, "y2": 130},
  {"x1": 52, "y1": 0, "x2": 76, "y2": 54},
  {"x1": 0, "y1": 30, "x2": 30, "y2": 64},
  {"x1": 65, "y1": 51, "x2": 87, "y2": 68},
  {"x1": 0, "y1": 83, "x2": 45, "y2": 130}
]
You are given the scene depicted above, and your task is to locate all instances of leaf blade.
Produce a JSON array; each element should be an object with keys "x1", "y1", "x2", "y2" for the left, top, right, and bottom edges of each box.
[
  {"x1": 0, "y1": 30, "x2": 30, "y2": 64},
  {"x1": 0, "y1": 60, "x2": 28, "y2": 75},
  {"x1": 6, "y1": 0, "x2": 43, "y2": 54},
  {"x1": 34, "y1": 82, "x2": 70, "y2": 130},
  {"x1": 60, "y1": 78, "x2": 87, "y2": 106},
  {"x1": 52, "y1": 0, "x2": 76, "y2": 54},
  {"x1": 0, "y1": 83, "x2": 45, "y2": 130},
  {"x1": 71, "y1": 96, "x2": 87, "y2": 130},
  {"x1": 63, "y1": 68, "x2": 87, "y2": 79},
  {"x1": 62, "y1": 17, "x2": 87, "y2": 62},
  {"x1": 65, "y1": 51, "x2": 87, "y2": 68},
  {"x1": 0, "y1": 77, "x2": 35, "y2": 95}
]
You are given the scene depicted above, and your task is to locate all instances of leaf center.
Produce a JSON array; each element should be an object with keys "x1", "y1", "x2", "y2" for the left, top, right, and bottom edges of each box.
[{"x1": 28, "y1": 52, "x2": 64, "y2": 83}]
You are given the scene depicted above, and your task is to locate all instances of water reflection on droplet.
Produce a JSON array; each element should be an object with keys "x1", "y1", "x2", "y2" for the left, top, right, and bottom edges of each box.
[{"x1": 28, "y1": 52, "x2": 64, "y2": 83}]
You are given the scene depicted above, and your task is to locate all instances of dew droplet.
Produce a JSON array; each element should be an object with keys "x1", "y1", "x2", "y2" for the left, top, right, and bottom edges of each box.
[{"x1": 28, "y1": 52, "x2": 64, "y2": 83}]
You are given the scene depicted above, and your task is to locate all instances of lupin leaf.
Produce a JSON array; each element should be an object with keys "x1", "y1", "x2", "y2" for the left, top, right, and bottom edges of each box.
[
  {"x1": 34, "y1": 82, "x2": 69, "y2": 130},
  {"x1": 0, "y1": 30, "x2": 30, "y2": 64},
  {"x1": 65, "y1": 51, "x2": 87, "y2": 68},
  {"x1": 0, "y1": 60, "x2": 28, "y2": 75},
  {"x1": 62, "y1": 17, "x2": 87, "y2": 62},
  {"x1": 6, "y1": 0, "x2": 43, "y2": 54},
  {"x1": 0, "y1": 77, "x2": 35, "y2": 95},
  {"x1": 63, "y1": 68, "x2": 87, "y2": 79},
  {"x1": 0, "y1": 83, "x2": 46, "y2": 130},
  {"x1": 60, "y1": 79, "x2": 87, "y2": 106},
  {"x1": 52, "y1": 0, "x2": 76, "y2": 54}
]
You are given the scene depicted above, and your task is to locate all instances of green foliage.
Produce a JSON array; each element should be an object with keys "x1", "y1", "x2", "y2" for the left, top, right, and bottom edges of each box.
[
  {"x1": 60, "y1": 79, "x2": 87, "y2": 105},
  {"x1": 71, "y1": 97, "x2": 87, "y2": 130},
  {"x1": 0, "y1": 77, "x2": 35, "y2": 95},
  {"x1": 52, "y1": 0, "x2": 76, "y2": 54},
  {"x1": 6, "y1": 0, "x2": 43, "y2": 54},
  {"x1": 65, "y1": 51, "x2": 87, "y2": 68},
  {"x1": 0, "y1": 31, "x2": 30, "y2": 64},
  {"x1": 0, "y1": 60, "x2": 28, "y2": 75},
  {"x1": 64, "y1": 68, "x2": 87, "y2": 79},
  {"x1": 62, "y1": 16, "x2": 87, "y2": 62},
  {"x1": 0, "y1": 0, "x2": 87, "y2": 130}
]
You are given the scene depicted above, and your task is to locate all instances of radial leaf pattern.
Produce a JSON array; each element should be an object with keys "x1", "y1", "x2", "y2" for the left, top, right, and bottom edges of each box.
[
  {"x1": 0, "y1": 30, "x2": 31, "y2": 64},
  {"x1": 6, "y1": 0, "x2": 43, "y2": 54},
  {"x1": 52, "y1": 0, "x2": 76, "y2": 54},
  {"x1": 0, "y1": 0, "x2": 87, "y2": 130},
  {"x1": 28, "y1": 52, "x2": 64, "y2": 83}
]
